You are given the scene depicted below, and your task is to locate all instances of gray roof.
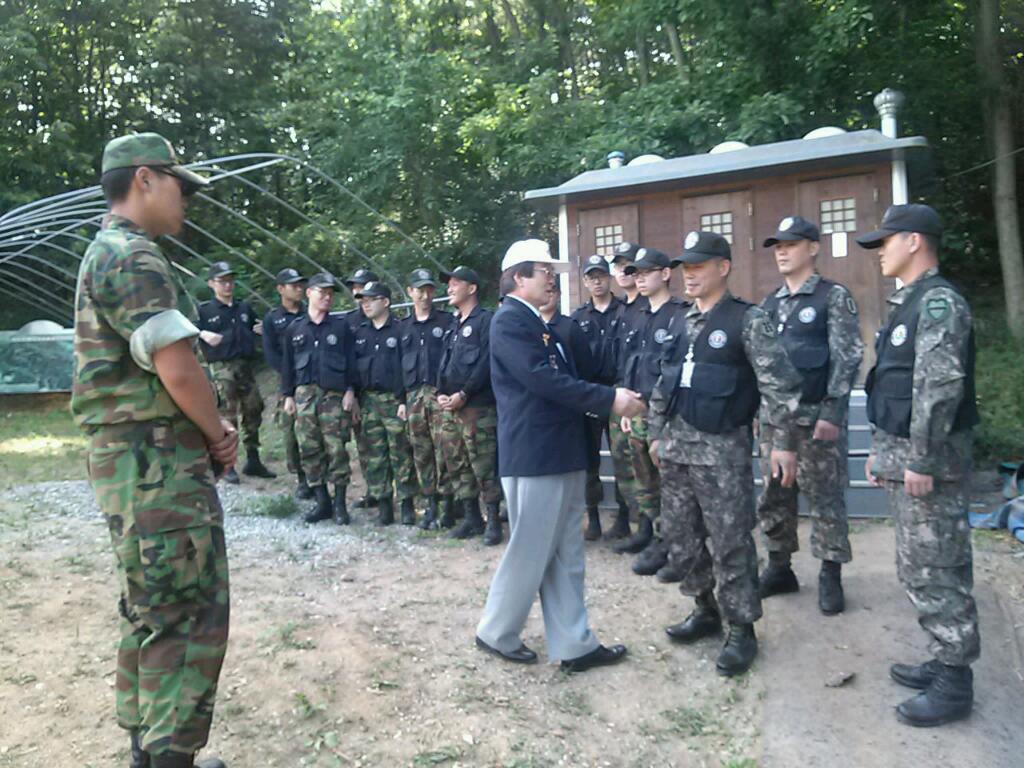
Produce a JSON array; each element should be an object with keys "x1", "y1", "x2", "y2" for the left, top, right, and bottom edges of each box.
[{"x1": 524, "y1": 129, "x2": 928, "y2": 207}]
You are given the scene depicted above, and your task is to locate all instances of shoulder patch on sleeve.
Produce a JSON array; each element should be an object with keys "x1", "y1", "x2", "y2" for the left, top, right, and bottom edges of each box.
[{"x1": 925, "y1": 296, "x2": 951, "y2": 321}]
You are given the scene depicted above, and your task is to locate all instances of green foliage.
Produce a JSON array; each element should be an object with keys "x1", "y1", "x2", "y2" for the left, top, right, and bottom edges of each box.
[
  {"x1": 973, "y1": 300, "x2": 1024, "y2": 464},
  {"x1": 245, "y1": 492, "x2": 299, "y2": 519}
]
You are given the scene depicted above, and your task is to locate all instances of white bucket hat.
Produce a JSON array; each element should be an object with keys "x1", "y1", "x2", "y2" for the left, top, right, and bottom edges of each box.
[{"x1": 501, "y1": 239, "x2": 570, "y2": 272}]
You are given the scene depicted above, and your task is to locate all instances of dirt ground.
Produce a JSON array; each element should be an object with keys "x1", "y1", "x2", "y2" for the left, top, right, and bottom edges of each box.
[{"x1": 1, "y1": 462, "x2": 1022, "y2": 768}]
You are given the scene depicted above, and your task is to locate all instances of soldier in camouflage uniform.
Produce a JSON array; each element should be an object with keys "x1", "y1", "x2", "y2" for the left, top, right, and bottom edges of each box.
[
  {"x1": 437, "y1": 266, "x2": 503, "y2": 544},
  {"x1": 859, "y1": 205, "x2": 980, "y2": 727},
  {"x1": 198, "y1": 262, "x2": 273, "y2": 484},
  {"x1": 343, "y1": 268, "x2": 379, "y2": 508},
  {"x1": 72, "y1": 133, "x2": 232, "y2": 768},
  {"x1": 353, "y1": 281, "x2": 417, "y2": 525},
  {"x1": 618, "y1": 248, "x2": 687, "y2": 578},
  {"x1": 400, "y1": 268, "x2": 457, "y2": 529},
  {"x1": 281, "y1": 273, "x2": 359, "y2": 525},
  {"x1": 755, "y1": 216, "x2": 864, "y2": 615},
  {"x1": 649, "y1": 231, "x2": 802, "y2": 678},
  {"x1": 262, "y1": 268, "x2": 310, "y2": 499}
]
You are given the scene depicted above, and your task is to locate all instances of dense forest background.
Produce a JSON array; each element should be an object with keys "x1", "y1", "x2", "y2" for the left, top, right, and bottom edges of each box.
[{"x1": 0, "y1": 0, "x2": 1022, "y2": 453}]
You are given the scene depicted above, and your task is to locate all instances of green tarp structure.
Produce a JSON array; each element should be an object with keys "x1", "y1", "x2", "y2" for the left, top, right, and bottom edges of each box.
[{"x1": 0, "y1": 320, "x2": 73, "y2": 394}]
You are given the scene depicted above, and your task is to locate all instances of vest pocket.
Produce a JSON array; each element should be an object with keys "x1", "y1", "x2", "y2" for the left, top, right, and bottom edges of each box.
[
  {"x1": 788, "y1": 345, "x2": 829, "y2": 403},
  {"x1": 681, "y1": 363, "x2": 739, "y2": 433}
]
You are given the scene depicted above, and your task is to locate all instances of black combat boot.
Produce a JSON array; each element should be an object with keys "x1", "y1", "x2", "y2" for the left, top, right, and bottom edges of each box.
[
  {"x1": 656, "y1": 559, "x2": 683, "y2": 584},
  {"x1": 332, "y1": 485, "x2": 350, "y2": 525},
  {"x1": 304, "y1": 485, "x2": 333, "y2": 523},
  {"x1": 149, "y1": 753, "x2": 227, "y2": 768},
  {"x1": 129, "y1": 730, "x2": 149, "y2": 768},
  {"x1": 818, "y1": 560, "x2": 845, "y2": 615},
  {"x1": 604, "y1": 493, "x2": 632, "y2": 540},
  {"x1": 449, "y1": 498, "x2": 485, "y2": 539},
  {"x1": 483, "y1": 501, "x2": 503, "y2": 546},
  {"x1": 758, "y1": 552, "x2": 799, "y2": 598},
  {"x1": 353, "y1": 494, "x2": 377, "y2": 509},
  {"x1": 222, "y1": 467, "x2": 240, "y2": 485},
  {"x1": 584, "y1": 507, "x2": 602, "y2": 541},
  {"x1": 242, "y1": 449, "x2": 276, "y2": 478},
  {"x1": 716, "y1": 623, "x2": 758, "y2": 677},
  {"x1": 613, "y1": 513, "x2": 652, "y2": 554},
  {"x1": 632, "y1": 537, "x2": 668, "y2": 575},
  {"x1": 294, "y1": 470, "x2": 313, "y2": 500},
  {"x1": 666, "y1": 592, "x2": 722, "y2": 643},
  {"x1": 890, "y1": 658, "x2": 942, "y2": 690},
  {"x1": 400, "y1": 497, "x2": 416, "y2": 526},
  {"x1": 377, "y1": 496, "x2": 395, "y2": 526},
  {"x1": 419, "y1": 495, "x2": 439, "y2": 530},
  {"x1": 896, "y1": 664, "x2": 973, "y2": 727},
  {"x1": 438, "y1": 495, "x2": 457, "y2": 528}
]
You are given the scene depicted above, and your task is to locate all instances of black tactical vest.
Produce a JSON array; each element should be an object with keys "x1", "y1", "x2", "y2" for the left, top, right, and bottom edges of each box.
[
  {"x1": 761, "y1": 278, "x2": 832, "y2": 404},
  {"x1": 657, "y1": 296, "x2": 760, "y2": 434},
  {"x1": 865, "y1": 274, "x2": 979, "y2": 437}
]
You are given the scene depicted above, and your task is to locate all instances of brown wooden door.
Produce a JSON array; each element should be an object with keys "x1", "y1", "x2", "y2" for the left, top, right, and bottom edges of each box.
[
  {"x1": 798, "y1": 174, "x2": 887, "y2": 378},
  {"x1": 680, "y1": 190, "x2": 756, "y2": 300},
  {"x1": 577, "y1": 203, "x2": 640, "y2": 259}
]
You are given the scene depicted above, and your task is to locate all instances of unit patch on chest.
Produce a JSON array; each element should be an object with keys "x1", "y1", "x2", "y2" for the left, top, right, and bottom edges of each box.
[
  {"x1": 890, "y1": 324, "x2": 908, "y2": 347},
  {"x1": 798, "y1": 306, "x2": 817, "y2": 324},
  {"x1": 708, "y1": 330, "x2": 728, "y2": 349}
]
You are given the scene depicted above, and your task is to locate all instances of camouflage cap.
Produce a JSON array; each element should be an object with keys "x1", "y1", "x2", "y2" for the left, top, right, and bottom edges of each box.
[{"x1": 101, "y1": 132, "x2": 209, "y2": 195}]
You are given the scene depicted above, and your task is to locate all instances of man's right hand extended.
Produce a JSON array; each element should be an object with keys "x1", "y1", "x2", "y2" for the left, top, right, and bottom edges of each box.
[{"x1": 612, "y1": 388, "x2": 646, "y2": 419}]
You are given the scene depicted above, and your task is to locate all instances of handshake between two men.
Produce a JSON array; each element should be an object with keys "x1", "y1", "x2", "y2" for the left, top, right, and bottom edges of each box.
[{"x1": 611, "y1": 387, "x2": 647, "y2": 419}]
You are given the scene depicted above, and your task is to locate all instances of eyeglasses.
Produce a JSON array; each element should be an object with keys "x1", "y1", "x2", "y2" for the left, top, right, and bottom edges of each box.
[
  {"x1": 533, "y1": 266, "x2": 555, "y2": 278},
  {"x1": 149, "y1": 167, "x2": 189, "y2": 194}
]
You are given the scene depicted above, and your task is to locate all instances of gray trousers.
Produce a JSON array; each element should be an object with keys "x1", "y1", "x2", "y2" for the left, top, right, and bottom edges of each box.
[{"x1": 476, "y1": 470, "x2": 600, "y2": 661}]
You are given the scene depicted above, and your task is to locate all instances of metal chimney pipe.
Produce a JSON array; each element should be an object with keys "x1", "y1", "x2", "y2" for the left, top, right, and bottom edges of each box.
[
  {"x1": 606, "y1": 151, "x2": 625, "y2": 169},
  {"x1": 875, "y1": 88, "x2": 908, "y2": 204}
]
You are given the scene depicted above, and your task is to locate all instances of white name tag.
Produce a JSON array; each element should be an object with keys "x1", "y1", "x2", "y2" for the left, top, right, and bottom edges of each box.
[{"x1": 679, "y1": 343, "x2": 695, "y2": 389}]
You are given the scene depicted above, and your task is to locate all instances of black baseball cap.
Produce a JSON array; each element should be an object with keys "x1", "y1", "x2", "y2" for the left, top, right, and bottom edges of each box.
[
  {"x1": 856, "y1": 204, "x2": 943, "y2": 249},
  {"x1": 582, "y1": 254, "x2": 610, "y2": 275},
  {"x1": 763, "y1": 215, "x2": 820, "y2": 247},
  {"x1": 307, "y1": 272, "x2": 339, "y2": 290},
  {"x1": 407, "y1": 268, "x2": 438, "y2": 288},
  {"x1": 673, "y1": 231, "x2": 732, "y2": 265},
  {"x1": 275, "y1": 268, "x2": 305, "y2": 285},
  {"x1": 611, "y1": 241, "x2": 641, "y2": 264},
  {"x1": 440, "y1": 265, "x2": 481, "y2": 285},
  {"x1": 354, "y1": 281, "x2": 391, "y2": 299},
  {"x1": 623, "y1": 247, "x2": 672, "y2": 274},
  {"x1": 207, "y1": 261, "x2": 234, "y2": 280},
  {"x1": 344, "y1": 267, "x2": 379, "y2": 287}
]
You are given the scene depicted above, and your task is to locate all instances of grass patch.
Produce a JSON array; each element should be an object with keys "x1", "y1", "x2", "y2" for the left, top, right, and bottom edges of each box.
[
  {"x1": 662, "y1": 705, "x2": 710, "y2": 737},
  {"x1": 0, "y1": 402, "x2": 86, "y2": 486},
  {"x1": 973, "y1": 301, "x2": 1024, "y2": 465},
  {"x1": 413, "y1": 747, "x2": 461, "y2": 766},
  {"x1": 244, "y1": 493, "x2": 299, "y2": 519}
]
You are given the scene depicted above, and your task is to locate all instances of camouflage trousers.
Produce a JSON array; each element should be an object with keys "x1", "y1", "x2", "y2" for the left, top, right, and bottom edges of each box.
[
  {"x1": 274, "y1": 395, "x2": 301, "y2": 474},
  {"x1": 86, "y1": 418, "x2": 229, "y2": 758},
  {"x1": 209, "y1": 358, "x2": 263, "y2": 451},
  {"x1": 406, "y1": 385, "x2": 450, "y2": 498},
  {"x1": 757, "y1": 423, "x2": 852, "y2": 563},
  {"x1": 295, "y1": 385, "x2": 353, "y2": 488},
  {"x1": 439, "y1": 405, "x2": 501, "y2": 504},
  {"x1": 884, "y1": 478, "x2": 980, "y2": 667},
  {"x1": 606, "y1": 414, "x2": 637, "y2": 512},
  {"x1": 627, "y1": 415, "x2": 660, "y2": 521},
  {"x1": 583, "y1": 416, "x2": 636, "y2": 510},
  {"x1": 359, "y1": 390, "x2": 416, "y2": 501},
  {"x1": 660, "y1": 458, "x2": 762, "y2": 624}
]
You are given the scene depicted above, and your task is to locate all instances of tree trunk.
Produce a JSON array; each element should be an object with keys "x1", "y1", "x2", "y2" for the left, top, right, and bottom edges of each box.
[
  {"x1": 665, "y1": 20, "x2": 686, "y2": 82},
  {"x1": 635, "y1": 26, "x2": 648, "y2": 87},
  {"x1": 977, "y1": 0, "x2": 1024, "y2": 339},
  {"x1": 498, "y1": 0, "x2": 522, "y2": 40}
]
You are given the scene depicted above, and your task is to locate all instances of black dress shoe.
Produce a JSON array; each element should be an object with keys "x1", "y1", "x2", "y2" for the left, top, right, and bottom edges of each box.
[
  {"x1": 475, "y1": 635, "x2": 537, "y2": 664},
  {"x1": 561, "y1": 644, "x2": 627, "y2": 673}
]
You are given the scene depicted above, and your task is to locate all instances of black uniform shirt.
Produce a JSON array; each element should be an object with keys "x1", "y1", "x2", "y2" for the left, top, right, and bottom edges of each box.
[
  {"x1": 262, "y1": 303, "x2": 305, "y2": 374},
  {"x1": 571, "y1": 295, "x2": 625, "y2": 384},
  {"x1": 401, "y1": 308, "x2": 456, "y2": 390},
  {"x1": 198, "y1": 298, "x2": 258, "y2": 362},
  {"x1": 437, "y1": 303, "x2": 495, "y2": 407},
  {"x1": 354, "y1": 314, "x2": 406, "y2": 398},
  {"x1": 280, "y1": 313, "x2": 357, "y2": 396}
]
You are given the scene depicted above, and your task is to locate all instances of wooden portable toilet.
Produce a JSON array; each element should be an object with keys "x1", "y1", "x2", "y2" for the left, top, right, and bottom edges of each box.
[{"x1": 524, "y1": 89, "x2": 928, "y2": 380}]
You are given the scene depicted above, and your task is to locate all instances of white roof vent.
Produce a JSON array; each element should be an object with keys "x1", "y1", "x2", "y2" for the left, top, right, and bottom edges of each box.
[
  {"x1": 17, "y1": 320, "x2": 67, "y2": 334},
  {"x1": 627, "y1": 154, "x2": 665, "y2": 166},
  {"x1": 709, "y1": 141, "x2": 749, "y2": 154},
  {"x1": 803, "y1": 126, "x2": 847, "y2": 140}
]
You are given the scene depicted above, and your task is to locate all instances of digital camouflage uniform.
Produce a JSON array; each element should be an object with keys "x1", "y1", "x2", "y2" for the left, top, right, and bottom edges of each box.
[
  {"x1": 650, "y1": 295, "x2": 802, "y2": 624},
  {"x1": 757, "y1": 274, "x2": 864, "y2": 563},
  {"x1": 71, "y1": 214, "x2": 229, "y2": 759},
  {"x1": 868, "y1": 268, "x2": 980, "y2": 667}
]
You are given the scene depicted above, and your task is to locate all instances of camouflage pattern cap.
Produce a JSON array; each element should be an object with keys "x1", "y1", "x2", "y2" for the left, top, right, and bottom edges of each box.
[{"x1": 101, "y1": 132, "x2": 209, "y2": 194}]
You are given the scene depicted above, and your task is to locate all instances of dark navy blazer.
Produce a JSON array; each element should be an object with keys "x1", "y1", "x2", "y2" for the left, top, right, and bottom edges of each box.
[{"x1": 490, "y1": 296, "x2": 616, "y2": 477}]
